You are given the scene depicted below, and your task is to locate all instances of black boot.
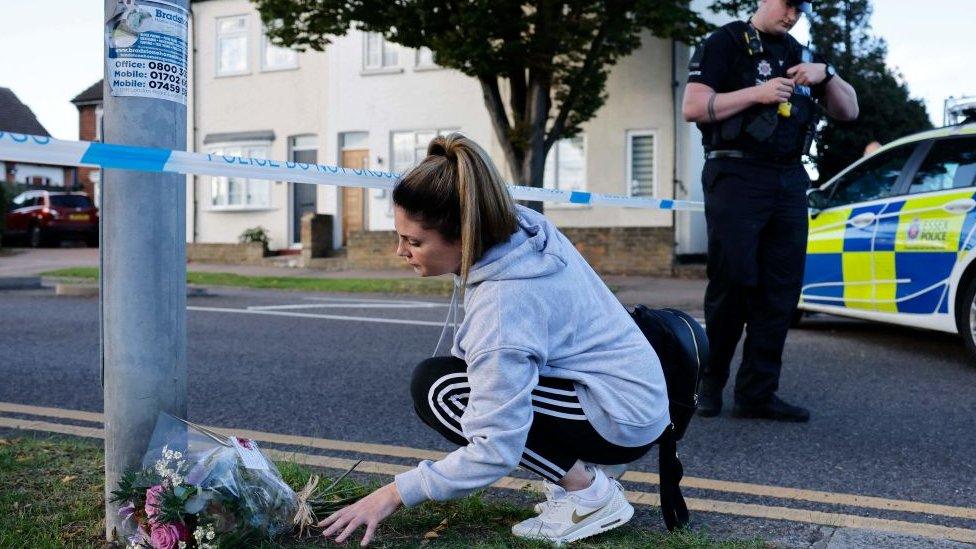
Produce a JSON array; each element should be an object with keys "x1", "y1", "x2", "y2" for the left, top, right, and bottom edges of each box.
[
  {"x1": 697, "y1": 383, "x2": 723, "y2": 417},
  {"x1": 732, "y1": 394, "x2": 810, "y2": 423}
]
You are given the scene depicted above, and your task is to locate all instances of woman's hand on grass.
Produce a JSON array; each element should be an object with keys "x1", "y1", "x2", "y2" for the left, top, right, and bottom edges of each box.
[{"x1": 318, "y1": 482, "x2": 402, "y2": 546}]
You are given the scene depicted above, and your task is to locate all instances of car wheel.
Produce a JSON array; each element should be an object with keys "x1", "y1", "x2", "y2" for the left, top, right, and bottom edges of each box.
[
  {"x1": 28, "y1": 225, "x2": 44, "y2": 248},
  {"x1": 955, "y1": 275, "x2": 976, "y2": 364}
]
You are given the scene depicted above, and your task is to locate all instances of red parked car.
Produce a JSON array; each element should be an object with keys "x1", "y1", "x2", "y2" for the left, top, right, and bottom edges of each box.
[{"x1": 4, "y1": 191, "x2": 99, "y2": 247}]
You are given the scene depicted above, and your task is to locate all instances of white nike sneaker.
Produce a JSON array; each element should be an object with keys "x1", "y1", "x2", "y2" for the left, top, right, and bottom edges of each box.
[
  {"x1": 513, "y1": 478, "x2": 634, "y2": 544},
  {"x1": 532, "y1": 464, "x2": 629, "y2": 514},
  {"x1": 590, "y1": 462, "x2": 629, "y2": 480}
]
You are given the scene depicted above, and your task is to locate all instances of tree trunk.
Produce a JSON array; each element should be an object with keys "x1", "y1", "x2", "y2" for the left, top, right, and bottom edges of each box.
[
  {"x1": 516, "y1": 139, "x2": 547, "y2": 213},
  {"x1": 478, "y1": 75, "x2": 548, "y2": 213}
]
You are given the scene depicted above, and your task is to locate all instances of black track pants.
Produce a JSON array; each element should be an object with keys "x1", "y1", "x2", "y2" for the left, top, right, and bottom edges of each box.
[{"x1": 410, "y1": 356, "x2": 657, "y2": 482}]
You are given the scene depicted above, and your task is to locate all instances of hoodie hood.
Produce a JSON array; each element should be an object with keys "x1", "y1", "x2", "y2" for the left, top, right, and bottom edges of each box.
[
  {"x1": 465, "y1": 205, "x2": 568, "y2": 285},
  {"x1": 430, "y1": 205, "x2": 568, "y2": 356}
]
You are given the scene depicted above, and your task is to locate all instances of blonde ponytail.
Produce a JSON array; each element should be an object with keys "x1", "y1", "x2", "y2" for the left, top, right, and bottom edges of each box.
[{"x1": 392, "y1": 133, "x2": 517, "y2": 285}]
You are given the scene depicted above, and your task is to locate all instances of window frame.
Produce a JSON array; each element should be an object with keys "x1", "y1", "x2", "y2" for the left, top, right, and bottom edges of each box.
[
  {"x1": 821, "y1": 142, "x2": 926, "y2": 209},
  {"x1": 260, "y1": 23, "x2": 298, "y2": 72},
  {"x1": 414, "y1": 47, "x2": 439, "y2": 70},
  {"x1": 542, "y1": 132, "x2": 591, "y2": 210},
  {"x1": 626, "y1": 129, "x2": 659, "y2": 199},
  {"x1": 389, "y1": 128, "x2": 459, "y2": 174},
  {"x1": 215, "y1": 15, "x2": 251, "y2": 77},
  {"x1": 362, "y1": 32, "x2": 402, "y2": 74},
  {"x1": 904, "y1": 136, "x2": 976, "y2": 196},
  {"x1": 94, "y1": 105, "x2": 104, "y2": 142},
  {"x1": 207, "y1": 142, "x2": 274, "y2": 211}
]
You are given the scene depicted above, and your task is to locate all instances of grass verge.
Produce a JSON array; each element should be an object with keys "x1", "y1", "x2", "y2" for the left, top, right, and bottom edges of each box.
[
  {"x1": 0, "y1": 433, "x2": 760, "y2": 548},
  {"x1": 40, "y1": 267, "x2": 454, "y2": 297}
]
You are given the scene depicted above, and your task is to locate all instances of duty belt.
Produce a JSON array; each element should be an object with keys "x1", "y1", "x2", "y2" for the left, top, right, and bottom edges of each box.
[{"x1": 705, "y1": 150, "x2": 802, "y2": 165}]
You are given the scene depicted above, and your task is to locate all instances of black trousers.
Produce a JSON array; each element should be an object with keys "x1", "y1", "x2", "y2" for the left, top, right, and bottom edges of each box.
[
  {"x1": 701, "y1": 158, "x2": 809, "y2": 404},
  {"x1": 411, "y1": 356, "x2": 656, "y2": 483}
]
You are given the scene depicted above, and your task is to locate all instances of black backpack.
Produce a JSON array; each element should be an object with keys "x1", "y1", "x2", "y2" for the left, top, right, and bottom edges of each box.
[{"x1": 629, "y1": 305, "x2": 708, "y2": 531}]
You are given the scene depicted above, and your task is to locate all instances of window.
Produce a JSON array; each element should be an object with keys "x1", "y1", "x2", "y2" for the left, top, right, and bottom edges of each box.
[
  {"x1": 544, "y1": 136, "x2": 586, "y2": 192},
  {"x1": 908, "y1": 137, "x2": 976, "y2": 195},
  {"x1": 216, "y1": 16, "x2": 249, "y2": 76},
  {"x1": 50, "y1": 195, "x2": 93, "y2": 208},
  {"x1": 416, "y1": 47, "x2": 436, "y2": 68},
  {"x1": 262, "y1": 22, "x2": 298, "y2": 71},
  {"x1": 209, "y1": 145, "x2": 272, "y2": 208},
  {"x1": 391, "y1": 129, "x2": 457, "y2": 173},
  {"x1": 290, "y1": 135, "x2": 317, "y2": 164},
  {"x1": 364, "y1": 32, "x2": 398, "y2": 70},
  {"x1": 17, "y1": 194, "x2": 40, "y2": 207},
  {"x1": 627, "y1": 131, "x2": 656, "y2": 197},
  {"x1": 95, "y1": 106, "x2": 103, "y2": 142},
  {"x1": 826, "y1": 144, "x2": 916, "y2": 208}
]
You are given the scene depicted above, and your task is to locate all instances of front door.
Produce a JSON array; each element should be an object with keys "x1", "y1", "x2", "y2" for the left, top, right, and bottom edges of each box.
[
  {"x1": 291, "y1": 147, "x2": 318, "y2": 246},
  {"x1": 802, "y1": 142, "x2": 917, "y2": 311},
  {"x1": 890, "y1": 136, "x2": 976, "y2": 315},
  {"x1": 340, "y1": 149, "x2": 369, "y2": 245}
]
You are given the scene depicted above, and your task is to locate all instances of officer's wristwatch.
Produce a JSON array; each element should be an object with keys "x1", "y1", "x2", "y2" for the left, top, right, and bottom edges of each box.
[{"x1": 822, "y1": 63, "x2": 836, "y2": 85}]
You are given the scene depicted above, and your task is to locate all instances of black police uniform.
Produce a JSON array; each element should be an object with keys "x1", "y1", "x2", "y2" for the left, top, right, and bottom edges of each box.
[{"x1": 688, "y1": 21, "x2": 829, "y2": 410}]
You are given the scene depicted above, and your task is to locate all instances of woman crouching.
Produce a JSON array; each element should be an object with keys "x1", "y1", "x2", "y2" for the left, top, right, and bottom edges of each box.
[{"x1": 320, "y1": 133, "x2": 670, "y2": 545}]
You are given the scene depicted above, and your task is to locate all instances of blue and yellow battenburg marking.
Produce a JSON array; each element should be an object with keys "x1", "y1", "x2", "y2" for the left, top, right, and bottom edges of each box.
[
  {"x1": 803, "y1": 189, "x2": 976, "y2": 315},
  {"x1": 0, "y1": 132, "x2": 703, "y2": 213}
]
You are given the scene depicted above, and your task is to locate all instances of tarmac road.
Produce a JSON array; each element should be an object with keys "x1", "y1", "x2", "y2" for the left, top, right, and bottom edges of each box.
[{"x1": 1, "y1": 285, "x2": 974, "y2": 547}]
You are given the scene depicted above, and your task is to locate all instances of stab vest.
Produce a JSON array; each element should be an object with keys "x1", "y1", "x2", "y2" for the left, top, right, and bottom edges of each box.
[{"x1": 709, "y1": 21, "x2": 820, "y2": 161}]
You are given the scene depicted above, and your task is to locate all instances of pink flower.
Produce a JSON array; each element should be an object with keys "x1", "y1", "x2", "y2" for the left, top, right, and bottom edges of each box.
[
  {"x1": 145, "y1": 485, "x2": 166, "y2": 521},
  {"x1": 149, "y1": 522, "x2": 188, "y2": 549}
]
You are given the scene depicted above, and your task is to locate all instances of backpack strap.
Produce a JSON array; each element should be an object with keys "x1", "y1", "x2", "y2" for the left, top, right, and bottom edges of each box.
[
  {"x1": 658, "y1": 424, "x2": 689, "y2": 531},
  {"x1": 720, "y1": 21, "x2": 756, "y2": 56}
]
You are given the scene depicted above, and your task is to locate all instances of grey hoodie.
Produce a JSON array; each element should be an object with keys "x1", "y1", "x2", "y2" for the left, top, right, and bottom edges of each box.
[{"x1": 394, "y1": 205, "x2": 670, "y2": 507}]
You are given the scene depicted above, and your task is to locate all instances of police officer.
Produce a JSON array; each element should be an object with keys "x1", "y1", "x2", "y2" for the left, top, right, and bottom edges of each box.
[{"x1": 682, "y1": 0, "x2": 858, "y2": 422}]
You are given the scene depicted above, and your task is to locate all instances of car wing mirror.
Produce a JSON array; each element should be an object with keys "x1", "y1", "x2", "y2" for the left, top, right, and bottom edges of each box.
[{"x1": 807, "y1": 189, "x2": 828, "y2": 217}]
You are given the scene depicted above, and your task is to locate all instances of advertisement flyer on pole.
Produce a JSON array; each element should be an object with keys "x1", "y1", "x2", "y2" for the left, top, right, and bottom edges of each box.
[{"x1": 105, "y1": 0, "x2": 188, "y2": 105}]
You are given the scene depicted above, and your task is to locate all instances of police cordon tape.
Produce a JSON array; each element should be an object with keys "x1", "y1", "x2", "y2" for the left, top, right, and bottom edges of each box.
[{"x1": 0, "y1": 132, "x2": 704, "y2": 212}]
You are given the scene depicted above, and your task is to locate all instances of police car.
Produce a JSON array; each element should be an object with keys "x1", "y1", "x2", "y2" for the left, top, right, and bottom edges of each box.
[{"x1": 801, "y1": 123, "x2": 976, "y2": 359}]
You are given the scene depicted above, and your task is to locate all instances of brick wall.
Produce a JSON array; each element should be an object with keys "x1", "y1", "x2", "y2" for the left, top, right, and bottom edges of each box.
[
  {"x1": 346, "y1": 229, "x2": 413, "y2": 271},
  {"x1": 562, "y1": 227, "x2": 674, "y2": 276},
  {"x1": 187, "y1": 242, "x2": 266, "y2": 264},
  {"x1": 345, "y1": 226, "x2": 674, "y2": 276},
  {"x1": 76, "y1": 105, "x2": 99, "y2": 198}
]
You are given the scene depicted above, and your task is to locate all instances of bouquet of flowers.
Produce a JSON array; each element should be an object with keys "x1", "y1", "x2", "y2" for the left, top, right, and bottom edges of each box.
[{"x1": 111, "y1": 412, "x2": 363, "y2": 549}]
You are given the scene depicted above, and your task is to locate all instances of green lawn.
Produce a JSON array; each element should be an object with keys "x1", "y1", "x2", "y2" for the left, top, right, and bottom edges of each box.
[
  {"x1": 0, "y1": 434, "x2": 760, "y2": 548},
  {"x1": 41, "y1": 267, "x2": 455, "y2": 297}
]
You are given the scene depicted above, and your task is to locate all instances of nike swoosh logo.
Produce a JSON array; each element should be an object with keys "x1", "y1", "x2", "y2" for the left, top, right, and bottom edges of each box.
[{"x1": 571, "y1": 508, "x2": 601, "y2": 523}]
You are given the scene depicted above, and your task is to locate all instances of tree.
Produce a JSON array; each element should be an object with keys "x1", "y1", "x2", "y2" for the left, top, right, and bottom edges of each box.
[
  {"x1": 806, "y1": 1, "x2": 931, "y2": 180},
  {"x1": 253, "y1": 0, "x2": 710, "y2": 209},
  {"x1": 711, "y1": 0, "x2": 931, "y2": 182}
]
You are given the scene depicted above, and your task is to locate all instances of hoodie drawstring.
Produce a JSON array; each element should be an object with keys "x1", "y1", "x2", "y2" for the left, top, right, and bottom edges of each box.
[{"x1": 432, "y1": 278, "x2": 461, "y2": 357}]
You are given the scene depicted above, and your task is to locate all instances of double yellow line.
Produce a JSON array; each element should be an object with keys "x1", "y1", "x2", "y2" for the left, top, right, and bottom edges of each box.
[{"x1": 1, "y1": 401, "x2": 973, "y2": 543}]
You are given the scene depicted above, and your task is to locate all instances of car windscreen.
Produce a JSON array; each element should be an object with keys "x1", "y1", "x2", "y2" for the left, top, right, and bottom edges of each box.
[{"x1": 49, "y1": 195, "x2": 93, "y2": 208}]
